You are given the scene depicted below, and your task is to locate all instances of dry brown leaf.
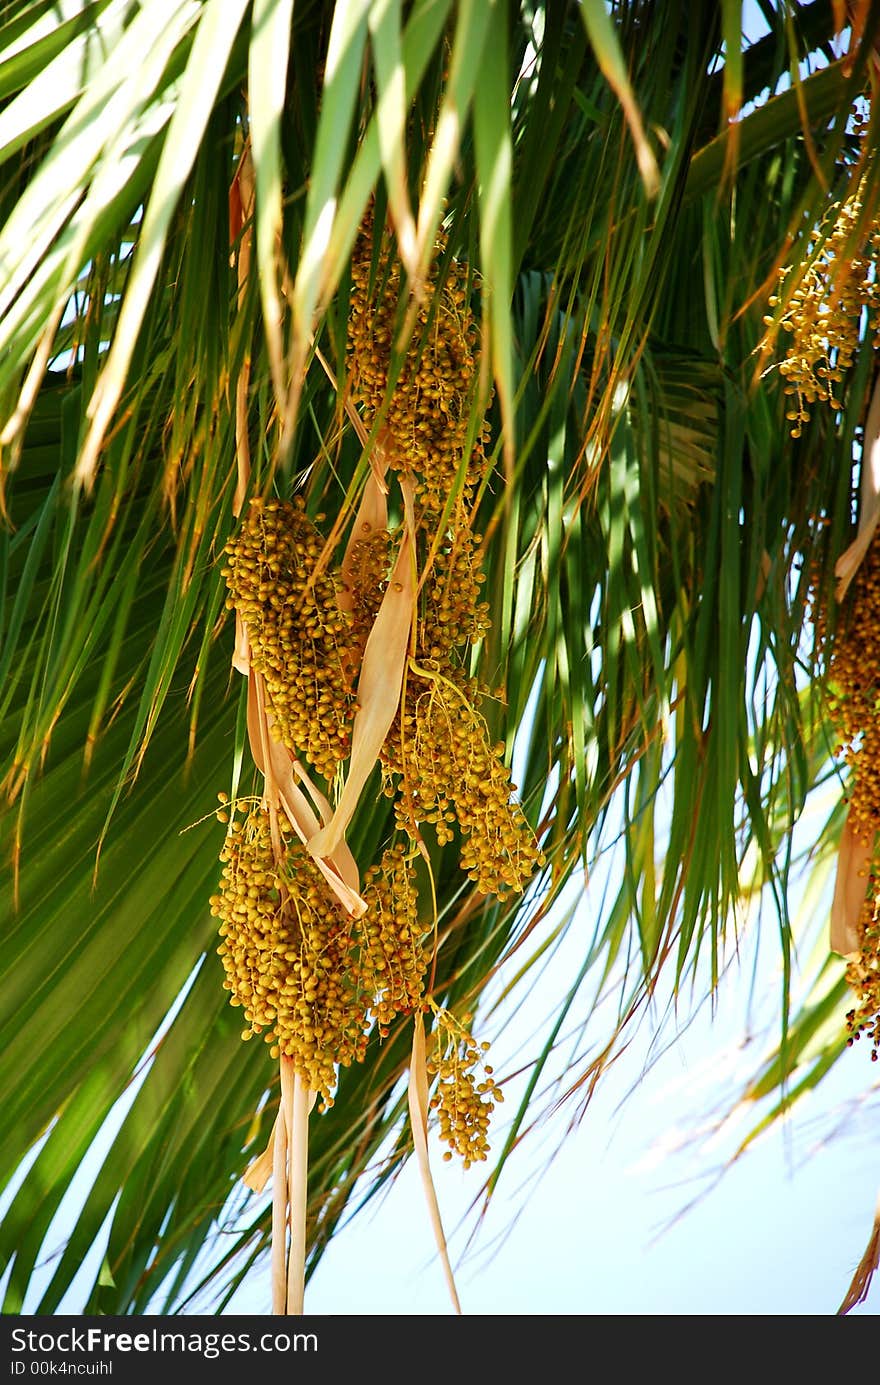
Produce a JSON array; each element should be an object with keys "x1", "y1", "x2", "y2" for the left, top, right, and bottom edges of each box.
[
  {"x1": 246, "y1": 669, "x2": 368, "y2": 915},
  {"x1": 289, "y1": 759, "x2": 336, "y2": 829},
  {"x1": 836, "y1": 372, "x2": 880, "y2": 601},
  {"x1": 232, "y1": 610, "x2": 250, "y2": 676},
  {"x1": 275, "y1": 753, "x2": 367, "y2": 912},
  {"x1": 286, "y1": 1069, "x2": 312, "y2": 1316},
  {"x1": 232, "y1": 145, "x2": 255, "y2": 518},
  {"x1": 278, "y1": 767, "x2": 320, "y2": 836},
  {"x1": 838, "y1": 1190, "x2": 880, "y2": 1314},
  {"x1": 830, "y1": 811, "x2": 871, "y2": 957},
  {"x1": 270, "y1": 1099, "x2": 288, "y2": 1316},
  {"x1": 307, "y1": 521, "x2": 414, "y2": 860},
  {"x1": 292, "y1": 761, "x2": 360, "y2": 893},
  {"x1": 338, "y1": 469, "x2": 390, "y2": 614},
  {"x1": 245, "y1": 672, "x2": 266, "y2": 774},
  {"x1": 242, "y1": 1113, "x2": 278, "y2": 1194},
  {"x1": 836, "y1": 515, "x2": 880, "y2": 603},
  {"x1": 251, "y1": 673, "x2": 284, "y2": 868},
  {"x1": 407, "y1": 1013, "x2": 462, "y2": 1315},
  {"x1": 280, "y1": 773, "x2": 367, "y2": 915}
]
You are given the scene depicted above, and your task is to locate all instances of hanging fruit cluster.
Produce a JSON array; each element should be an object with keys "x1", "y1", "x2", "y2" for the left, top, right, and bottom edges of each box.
[
  {"x1": 346, "y1": 224, "x2": 488, "y2": 511},
  {"x1": 213, "y1": 219, "x2": 545, "y2": 1161},
  {"x1": 211, "y1": 802, "x2": 433, "y2": 1105},
  {"x1": 845, "y1": 918, "x2": 880, "y2": 1060},
  {"x1": 221, "y1": 498, "x2": 354, "y2": 779},
  {"x1": 766, "y1": 114, "x2": 880, "y2": 438},
  {"x1": 827, "y1": 533, "x2": 880, "y2": 1059},
  {"x1": 346, "y1": 226, "x2": 544, "y2": 901},
  {"x1": 427, "y1": 1007, "x2": 503, "y2": 1169}
]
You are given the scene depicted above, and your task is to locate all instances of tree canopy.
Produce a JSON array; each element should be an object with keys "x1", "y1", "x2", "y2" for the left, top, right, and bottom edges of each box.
[{"x1": 0, "y1": 0, "x2": 879, "y2": 1315}]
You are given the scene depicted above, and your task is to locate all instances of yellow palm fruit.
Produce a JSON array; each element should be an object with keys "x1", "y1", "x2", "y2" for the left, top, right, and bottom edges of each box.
[
  {"x1": 211, "y1": 803, "x2": 367, "y2": 1106},
  {"x1": 417, "y1": 514, "x2": 492, "y2": 660},
  {"x1": 768, "y1": 162, "x2": 880, "y2": 437},
  {"x1": 823, "y1": 527, "x2": 880, "y2": 1060},
  {"x1": 827, "y1": 533, "x2": 880, "y2": 843},
  {"x1": 358, "y1": 842, "x2": 432, "y2": 1035},
  {"x1": 383, "y1": 664, "x2": 545, "y2": 898},
  {"x1": 427, "y1": 1009, "x2": 502, "y2": 1168},
  {"x1": 346, "y1": 221, "x2": 490, "y2": 508},
  {"x1": 222, "y1": 497, "x2": 354, "y2": 781}
]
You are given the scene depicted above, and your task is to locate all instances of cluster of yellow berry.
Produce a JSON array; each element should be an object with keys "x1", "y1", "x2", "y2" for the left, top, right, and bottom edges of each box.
[
  {"x1": 418, "y1": 524, "x2": 492, "y2": 657},
  {"x1": 427, "y1": 1008, "x2": 502, "y2": 1168},
  {"x1": 383, "y1": 665, "x2": 544, "y2": 898},
  {"x1": 827, "y1": 536, "x2": 880, "y2": 1058},
  {"x1": 211, "y1": 799, "x2": 434, "y2": 1105},
  {"x1": 360, "y1": 843, "x2": 432, "y2": 1037},
  {"x1": 767, "y1": 116, "x2": 880, "y2": 437},
  {"x1": 221, "y1": 497, "x2": 354, "y2": 780},
  {"x1": 211, "y1": 801, "x2": 365, "y2": 1102},
  {"x1": 215, "y1": 218, "x2": 548, "y2": 1160},
  {"x1": 344, "y1": 220, "x2": 545, "y2": 900},
  {"x1": 827, "y1": 535, "x2": 880, "y2": 841},
  {"x1": 346, "y1": 225, "x2": 490, "y2": 510},
  {"x1": 845, "y1": 907, "x2": 880, "y2": 1061}
]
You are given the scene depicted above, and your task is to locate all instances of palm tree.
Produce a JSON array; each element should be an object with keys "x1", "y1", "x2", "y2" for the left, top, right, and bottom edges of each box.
[{"x1": 1, "y1": 0, "x2": 879, "y2": 1316}]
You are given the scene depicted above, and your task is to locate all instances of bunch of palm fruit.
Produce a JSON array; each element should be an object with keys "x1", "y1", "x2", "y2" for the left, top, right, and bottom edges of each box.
[{"x1": 212, "y1": 219, "x2": 545, "y2": 1160}]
